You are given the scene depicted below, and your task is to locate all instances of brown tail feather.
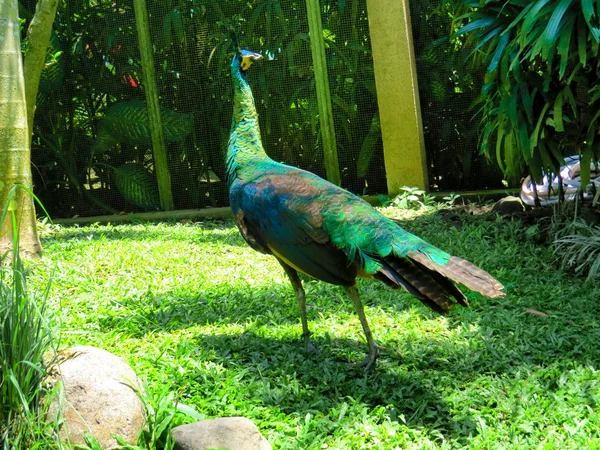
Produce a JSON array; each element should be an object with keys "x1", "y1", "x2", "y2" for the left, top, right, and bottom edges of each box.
[
  {"x1": 408, "y1": 251, "x2": 504, "y2": 299},
  {"x1": 384, "y1": 257, "x2": 464, "y2": 314}
]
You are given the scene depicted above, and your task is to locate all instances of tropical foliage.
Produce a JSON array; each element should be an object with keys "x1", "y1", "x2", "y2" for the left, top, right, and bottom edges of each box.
[
  {"x1": 409, "y1": 0, "x2": 507, "y2": 191},
  {"x1": 453, "y1": 0, "x2": 600, "y2": 191},
  {"x1": 0, "y1": 205, "x2": 57, "y2": 448},
  {"x1": 24, "y1": 0, "x2": 383, "y2": 218}
]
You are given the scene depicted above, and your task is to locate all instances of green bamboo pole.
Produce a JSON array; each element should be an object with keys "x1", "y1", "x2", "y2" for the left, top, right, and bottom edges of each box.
[
  {"x1": 133, "y1": 0, "x2": 174, "y2": 210},
  {"x1": 305, "y1": 0, "x2": 341, "y2": 186}
]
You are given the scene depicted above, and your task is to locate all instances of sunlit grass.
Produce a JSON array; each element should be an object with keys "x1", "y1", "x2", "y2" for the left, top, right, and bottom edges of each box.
[{"x1": 34, "y1": 207, "x2": 600, "y2": 449}]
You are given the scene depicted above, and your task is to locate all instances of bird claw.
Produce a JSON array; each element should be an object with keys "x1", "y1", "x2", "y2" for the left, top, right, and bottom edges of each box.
[
  {"x1": 306, "y1": 342, "x2": 318, "y2": 354},
  {"x1": 302, "y1": 332, "x2": 318, "y2": 354},
  {"x1": 347, "y1": 344, "x2": 383, "y2": 372}
]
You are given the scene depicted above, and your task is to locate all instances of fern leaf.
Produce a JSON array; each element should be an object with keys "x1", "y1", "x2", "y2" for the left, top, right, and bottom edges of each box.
[{"x1": 432, "y1": 80, "x2": 447, "y2": 102}]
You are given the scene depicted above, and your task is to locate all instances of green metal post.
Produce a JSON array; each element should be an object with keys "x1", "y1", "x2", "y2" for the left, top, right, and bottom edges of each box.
[
  {"x1": 133, "y1": 0, "x2": 174, "y2": 210},
  {"x1": 366, "y1": 0, "x2": 428, "y2": 195},
  {"x1": 305, "y1": 0, "x2": 341, "y2": 186}
]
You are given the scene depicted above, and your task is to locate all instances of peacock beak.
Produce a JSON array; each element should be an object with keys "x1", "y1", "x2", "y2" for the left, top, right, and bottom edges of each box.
[{"x1": 240, "y1": 52, "x2": 263, "y2": 71}]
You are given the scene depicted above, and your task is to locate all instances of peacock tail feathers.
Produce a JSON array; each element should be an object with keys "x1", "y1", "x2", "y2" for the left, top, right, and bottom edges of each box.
[{"x1": 227, "y1": 47, "x2": 504, "y2": 317}]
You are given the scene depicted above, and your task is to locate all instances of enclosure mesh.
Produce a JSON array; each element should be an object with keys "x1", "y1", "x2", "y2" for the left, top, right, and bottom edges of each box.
[
  {"x1": 408, "y1": 0, "x2": 509, "y2": 192},
  {"x1": 28, "y1": 0, "x2": 385, "y2": 218}
]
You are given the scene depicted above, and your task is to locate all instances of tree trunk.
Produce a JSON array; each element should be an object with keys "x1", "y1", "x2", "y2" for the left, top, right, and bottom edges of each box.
[
  {"x1": 0, "y1": 0, "x2": 42, "y2": 259},
  {"x1": 24, "y1": 0, "x2": 59, "y2": 138}
]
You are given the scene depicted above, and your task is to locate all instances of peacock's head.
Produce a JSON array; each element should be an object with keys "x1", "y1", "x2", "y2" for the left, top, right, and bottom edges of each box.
[{"x1": 238, "y1": 48, "x2": 263, "y2": 72}]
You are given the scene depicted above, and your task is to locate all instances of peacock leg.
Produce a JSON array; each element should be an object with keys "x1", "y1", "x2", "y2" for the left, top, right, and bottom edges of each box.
[
  {"x1": 344, "y1": 285, "x2": 383, "y2": 371},
  {"x1": 277, "y1": 259, "x2": 317, "y2": 353}
]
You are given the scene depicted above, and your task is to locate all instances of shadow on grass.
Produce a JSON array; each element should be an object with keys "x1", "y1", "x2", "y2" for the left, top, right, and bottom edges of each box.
[
  {"x1": 47, "y1": 209, "x2": 600, "y2": 444},
  {"x1": 41, "y1": 220, "x2": 246, "y2": 246},
  {"x1": 188, "y1": 331, "x2": 476, "y2": 444}
]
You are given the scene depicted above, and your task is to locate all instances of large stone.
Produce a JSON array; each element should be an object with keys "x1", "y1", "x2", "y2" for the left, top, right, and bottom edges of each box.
[
  {"x1": 491, "y1": 196, "x2": 525, "y2": 215},
  {"x1": 172, "y1": 417, "x2": 272, "y2": 450},
  {"x1": 46, "y1": 345, "x2": 145, "y2": 448}
]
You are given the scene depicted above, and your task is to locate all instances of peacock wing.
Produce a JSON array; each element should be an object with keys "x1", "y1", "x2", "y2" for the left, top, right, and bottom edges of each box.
[{"x1": 231, "y1": 171, "x2": 357, "y2": 286}]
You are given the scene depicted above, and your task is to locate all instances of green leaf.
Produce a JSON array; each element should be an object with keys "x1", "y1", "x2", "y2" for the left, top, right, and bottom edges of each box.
[
  {"x1": 113, "y1": 163, "x2": 160, "y2": 210},
  {"x1": 92, "y1": 128, "x2": 119, "y2": 155},
  {"x1": 520, "y1": 83, "x2": 534, "y2": 123},
  {"x1": 531, "y1": 102, "x2": 550, "y2": 151},
  {"x1": 468, "y1": 26, "x2": 503, "y2": 59},
  {"x1": 522, "y1": 0, "x2": 553, "y2": 45},
  {"x1": 431, "y1": 80, "x2": 446, "y2": 102},
  {"x1": 39, "y1": 31, "x2": 65, "y2": 93},
  {"x1": 519, "y1": 120, "x2": 531, "y2": 161},
  {"x1": 557, "y1": 17, "x2": 575, "y2": 78},
  {"x1": 578, "y1": 17, "x2": 588, "y2": 67},
  {"x1": 563, "y1": 85, "x2": 577, "y2": 117},
  {"x1": 582, "y1": 0, "x2": 600, "y2": 41},
  {"x1": 455, "y1": 17, "x2": 497, "y2": 38},
  {"x1": 502, "y1": 2, "x2": 535, "y2": 36},
  {"x1": 581, "y1": 148, "x2": 593, "y2": 187},
  {"x1": 540, "y1": 0, "x2": 574, "y2": 61},
  {"x1": 554, "y1": 90, "x2": 565, "y2": 132},
  {"x1": 98, "y1": 100, "x2": 193, "y2": 147},
  {"x1": 357, "y1": 114, "x2": 381, "y2": 178},
  {"x1": 488, "y1": 33, "x2": 509, "y2": 73}
]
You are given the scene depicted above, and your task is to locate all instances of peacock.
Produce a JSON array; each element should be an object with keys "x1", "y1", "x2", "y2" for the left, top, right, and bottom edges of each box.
[{"x1": 227, "y1": 47, "x2": 504, "y2": 370}]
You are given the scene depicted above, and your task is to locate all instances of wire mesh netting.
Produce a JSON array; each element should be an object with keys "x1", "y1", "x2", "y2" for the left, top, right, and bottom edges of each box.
[
  {"x1": 408, "y1": 0, "x2": 508, "y2": 192},
  {"x1": 26, "y1": 0, "x2": 385, "y2": 219}
]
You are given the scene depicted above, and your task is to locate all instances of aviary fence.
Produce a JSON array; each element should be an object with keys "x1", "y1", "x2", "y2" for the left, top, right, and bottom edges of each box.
[{"x1": 27, "y1": 0, "x2": 501, "y2": 220}]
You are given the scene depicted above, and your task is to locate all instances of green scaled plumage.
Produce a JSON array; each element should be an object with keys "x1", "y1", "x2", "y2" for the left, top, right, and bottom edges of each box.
[{"x1": 227, "y1": 47, "x2": 504, "y2": 371}]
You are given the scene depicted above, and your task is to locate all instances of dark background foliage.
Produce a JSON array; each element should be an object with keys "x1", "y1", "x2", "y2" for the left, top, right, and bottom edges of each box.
[{"x1": 23, "y1": 0, "x2": 386, "y2": 218}]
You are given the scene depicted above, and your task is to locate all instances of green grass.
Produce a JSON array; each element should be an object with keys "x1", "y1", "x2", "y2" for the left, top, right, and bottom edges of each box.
[
  {"x1": 1, "y1": 234, "x2": 58, "y2": 449},
  {"x1": 34, "y1": 206, "x2": 600, "y2": 449}
]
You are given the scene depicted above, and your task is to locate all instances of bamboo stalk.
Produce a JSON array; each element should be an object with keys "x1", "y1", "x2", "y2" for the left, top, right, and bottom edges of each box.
[
  {"x1": 305, "y1": 0, "x2": 341, "y2": 186},
  {"x1": 133, "y1": 0, "x2": 174, "y2": 210}
]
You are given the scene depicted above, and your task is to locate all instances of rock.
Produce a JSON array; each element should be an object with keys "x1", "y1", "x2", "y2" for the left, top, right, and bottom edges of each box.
[
  {"x1": 491, "y1": 196, "x2": 525, "y2": 215},
  {"x1": 46, "y1": 346, "x2": 145, "y2": 448},
  {"x1": 172, "y1": 417, "x2": 272, "y2": 450}
]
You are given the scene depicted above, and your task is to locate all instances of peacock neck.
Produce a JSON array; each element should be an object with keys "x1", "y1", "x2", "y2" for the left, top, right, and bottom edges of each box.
[{"x1": 227, "y1": 58, "x2": 270, "y2": 187}]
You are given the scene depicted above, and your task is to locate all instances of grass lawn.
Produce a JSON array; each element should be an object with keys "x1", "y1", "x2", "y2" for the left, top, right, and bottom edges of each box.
[{"x1": 35, "y1": 205, "x2": 600, "y2": 449}]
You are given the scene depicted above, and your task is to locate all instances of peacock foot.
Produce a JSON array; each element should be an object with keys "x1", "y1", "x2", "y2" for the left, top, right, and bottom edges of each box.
[
  {"x1": 348, "y1": 342, "x2": 385, "y2": 371},
  {"x1": 302, "y1": 332, "x2": 318, "y2": 354}
]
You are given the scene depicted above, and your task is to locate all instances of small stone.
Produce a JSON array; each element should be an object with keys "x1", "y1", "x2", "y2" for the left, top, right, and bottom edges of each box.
[
  {"x1": 172, "y1": 417, "x2": 272, "y2": 450},
  {"x1": 46, "y1": 346, "x2": 145, "y2": 449}
]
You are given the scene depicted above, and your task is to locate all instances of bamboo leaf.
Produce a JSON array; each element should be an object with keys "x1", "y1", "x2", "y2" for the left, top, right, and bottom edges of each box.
[
  {"x1": 357, "y1": 114, "x2": 381, "y2": 178},
  {"x1": 554, "y1": 90, "x2": 565, "y2": 132},
  {"x1": 488, "y1": 33, "x2": 510, "y2": 73},
  {"x1": 563, "y1": 85, "x2": 577, "y2": 117},
  {"x1": 455, "y1": 17, "x2": 497, "y2": 37},
  {"x1": 582, "y1": 0, "x2": 600, "y2": 41},
  {"x1": 581, "y1": 148, "x2": 593, "y2": 187},
  {"x1": 531, "y1": 102, "x2": 550, "y2": 150},
  {"x1": 578, "y1": 17, "x2": 588, "y2": 66},
  {"x1": 540, "y1": 0, "x2": 574, "y2": 61},
  {"x1": 502, "y1": 2, "x2": 535, "y2": 35},
  {"x1": 468, "y1": 26, "x2": 503, "y2": 59},
  {"x1": 519, "y1": 120, "x2": 531, "y2": 161},
  {"x1": 547, "y1": 141, "x2": 565, "y2": 165},
  {"x1": 521, "y1": 83, "x2": 534, "y2": 123},
  {"x1": 522, "y1": 0, "x2": 553, "y2": 45},
  {"x1": 557, "y1": 17, "x2": 575, "y2": 78}
]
